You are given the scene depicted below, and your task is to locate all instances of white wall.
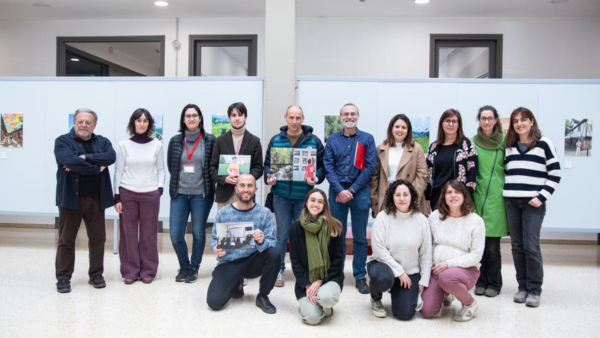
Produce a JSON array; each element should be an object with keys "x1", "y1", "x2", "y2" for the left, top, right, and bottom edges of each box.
[{"x1": 296, "y1": 16, "x2": 600, "y2": 79}]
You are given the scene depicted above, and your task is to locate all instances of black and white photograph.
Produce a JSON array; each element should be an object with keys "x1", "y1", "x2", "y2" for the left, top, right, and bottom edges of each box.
[{"x1": 215, "y1": 222, "x2": 255, "y2": 250}]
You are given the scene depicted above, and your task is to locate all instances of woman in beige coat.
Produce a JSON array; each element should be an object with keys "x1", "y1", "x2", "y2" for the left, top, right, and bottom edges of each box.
[{"x1": 371, "y1": 114, "x2": 429, "y2": 216}]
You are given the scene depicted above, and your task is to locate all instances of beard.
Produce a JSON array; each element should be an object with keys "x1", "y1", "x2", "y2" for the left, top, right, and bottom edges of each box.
[
  {"x1": 343, "y1": 121, "x2": 357, "y2": 128},
  {"x1": 237, "y1": 192, "x2": 255, "y2": 203}
]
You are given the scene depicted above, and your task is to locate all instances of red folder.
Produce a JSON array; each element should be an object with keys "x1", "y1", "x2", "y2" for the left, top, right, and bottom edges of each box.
[{"x1": 354, "y1": 142, "x2": 365, "y2": 170}]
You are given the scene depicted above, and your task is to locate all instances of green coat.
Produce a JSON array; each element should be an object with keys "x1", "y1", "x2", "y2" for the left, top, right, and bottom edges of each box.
[{"x1": 472, "y1": 135, "x2": 509, "y2": 237}]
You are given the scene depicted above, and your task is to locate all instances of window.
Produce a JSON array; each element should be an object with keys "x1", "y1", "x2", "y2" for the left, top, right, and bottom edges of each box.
[
  {"x1": 430, "y1": 34, "x2": 503, "y2": 79},
  {"x1": 189, "y1": 35, "x2": 257, "y2": 76}
]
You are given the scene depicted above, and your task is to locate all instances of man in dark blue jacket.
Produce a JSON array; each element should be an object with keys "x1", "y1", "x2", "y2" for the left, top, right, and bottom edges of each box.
[
  {"x1": 264, "y1": 105, "x2": 325, "y2": 287},
  {"x1": 54, "y1": 108, "x2": 116, "y2": 293}
]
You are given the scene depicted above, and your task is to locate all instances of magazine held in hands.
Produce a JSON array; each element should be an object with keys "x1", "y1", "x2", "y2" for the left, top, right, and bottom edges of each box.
[
  {"x1": 216, "y1": 222, "x2": 255, "y2": 250},
  {"x1": 217, "y1": 154, "x2": 251, "y2": 176},
  {"x1": 270, "y1": 147, "x2": 317, "y2": 182}
]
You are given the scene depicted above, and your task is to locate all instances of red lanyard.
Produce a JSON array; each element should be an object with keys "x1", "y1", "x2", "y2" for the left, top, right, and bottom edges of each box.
[{"x1": 184, "y1": 134, "x2": 202, "y2": 160}]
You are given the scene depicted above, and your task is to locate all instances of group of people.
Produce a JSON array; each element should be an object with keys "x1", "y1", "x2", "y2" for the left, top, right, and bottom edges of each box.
[{"x1": 53, "y1": 102, "x2": 560, "y2": 324}]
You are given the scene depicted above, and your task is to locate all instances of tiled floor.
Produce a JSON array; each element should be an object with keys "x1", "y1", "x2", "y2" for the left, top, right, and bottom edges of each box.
[{"x1": 1, "y1": 226, "x2": 599, "y2": 337}]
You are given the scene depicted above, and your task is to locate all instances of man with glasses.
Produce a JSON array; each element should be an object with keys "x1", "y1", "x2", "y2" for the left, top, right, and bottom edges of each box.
[
  {"x1": 324, "y1": 103, "x2": 376, "y2": 294},
  {"x1": 54, "y1": 108, "x2": 116, "y2": 293}
]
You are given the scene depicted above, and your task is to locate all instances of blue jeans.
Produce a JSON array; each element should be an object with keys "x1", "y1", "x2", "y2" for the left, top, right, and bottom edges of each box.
[
  {"x1": 169, "y1": 193, "x2": 214, "y2": 269},
  {"x1": 273, "y1": 194, "x2": 304, "y2": 271},
  {"x1": 329, "y1": 186, "x2": 371, "y2": 280},
  {"x1": 505, "y1": 197, "x2": 546, "y2": 296}
]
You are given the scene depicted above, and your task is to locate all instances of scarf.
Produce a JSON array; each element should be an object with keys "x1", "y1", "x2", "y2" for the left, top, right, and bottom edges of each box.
[
  {"x1": 300, "y1": 210, "x2": 330, "y2": 283},
  {"x1": 473, "y1": 127, "x2": 503, "y2": 150}
]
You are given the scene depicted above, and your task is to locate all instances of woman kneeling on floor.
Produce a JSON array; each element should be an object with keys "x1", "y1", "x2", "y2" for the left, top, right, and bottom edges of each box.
[
  {"x1": 289, "y1": 188, "x2": 344, "y2": 325},
  {"x1": 421, "y1": 180, "x2": 485, "y2": 322}
]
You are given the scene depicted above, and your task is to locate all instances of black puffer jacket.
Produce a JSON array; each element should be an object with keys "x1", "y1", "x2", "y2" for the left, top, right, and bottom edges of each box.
[{"x1": 167, "y1": 132, "x2": 216, "y2": 198}]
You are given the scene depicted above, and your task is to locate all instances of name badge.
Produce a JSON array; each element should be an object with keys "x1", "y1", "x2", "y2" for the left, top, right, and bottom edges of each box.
[{"x1": 183, "y1": 162, "x2": 195, "y2": 173}]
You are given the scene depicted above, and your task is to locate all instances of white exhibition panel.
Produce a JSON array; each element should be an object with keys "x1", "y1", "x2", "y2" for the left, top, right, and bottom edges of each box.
[
  {"x1": 0, "y1": 77, "x2": 264, "y2": 221},
  {"x1": 298, "y1": 78, "x2": 600, "y2": 231}
]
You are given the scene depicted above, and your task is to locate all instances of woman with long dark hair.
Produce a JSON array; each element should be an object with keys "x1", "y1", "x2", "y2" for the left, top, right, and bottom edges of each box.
[
  {"x1": 114, "y1": 108, "x2": 165, "y2": 284},
  {"x1": 503, "y1": 107, "x2": 561, "y2": 308},
  {"x1": 371, "y1": 114, "x2": 429, "y2": 217},
  {"x1": 421, "y1": 180, "x2": 485, "y2": 322},
  {"x1": 367, "y1": 180, "x2": 431, "y2": 320},
  {"x1": 472, "y1": 105, "x2": 509, "y2": 298},
  {"x1": 426, "y1": 109, "x2": 478, "y2": 210},
  {"x1": 167, "y1": 104, "x2": 216, "y2": 283},
  {"x1": 289, "y1": 188, "x2": 344, "y2": 325}
]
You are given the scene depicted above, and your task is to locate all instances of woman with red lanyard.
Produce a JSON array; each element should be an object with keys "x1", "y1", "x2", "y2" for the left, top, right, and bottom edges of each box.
[{"x1": 167, "y1": 104, "x2": 216, "y2": 283}]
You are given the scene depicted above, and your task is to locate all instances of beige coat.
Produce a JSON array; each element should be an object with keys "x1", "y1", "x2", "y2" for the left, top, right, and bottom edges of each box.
[{"x1": 370, "y1": 141, "x2": 430, "y2": 216}]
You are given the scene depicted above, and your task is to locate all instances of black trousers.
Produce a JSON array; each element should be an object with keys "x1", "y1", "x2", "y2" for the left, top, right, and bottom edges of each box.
[
  {"x1": 476, "y1": 236, "x2": 503, "y2": 291},
  {"x1": 206, "y1": 247, "x2": 280, "y2": 310},
  {"x1": 368, "y1": 260, "x2": 420, "y2": 321},
  {"x1": 56, "y1": 196, "x2": 106, "y2": 281}
]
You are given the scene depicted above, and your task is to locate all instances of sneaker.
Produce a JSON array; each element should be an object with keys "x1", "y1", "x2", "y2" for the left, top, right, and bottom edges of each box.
[
  {"x1": 474, "y1": 286, "x2": 486, "y2": 296},
  {"x1": 256, "y1": 294, "x2": 277, "y2": 314},
  {"x1": 513, "y1": 290, "x2": 527, "y2": 303},
  {"x1": 356, "y1": 279, "x2": 370, "y2": 294},
  {"x1": 175, "y1": 268, "x2": 188, "y2": 282},
  {"x1": 370, "y1": 298, "x2": 387, "y2": 318},
  {"x1": 230, "y1": 280, "x2": 244, "y2": 299},
  {"x1": 485, "y1": 289, "x2": 499, "y2": 297},
  {"x1": 56, "y1": 279, "x2": 71, "y2": 293},
  {"x1": 453, "y1": 299, "x2": 478, "y2": 322},
  {"x1": 525, "y1": 294, "x2": 541, "y2": 308},
  {"x1": 323, "y1": 307, "x2": 334, "y2": 318},
  {"x1": 185, "y1": 267, "x2": 198, "y2": 283},
  {"x1": 443, "y1": 294, "x2": 454, "y2": 306},
  {"x1": 88, "y1": 275, "x2": 106, "y2": 289},
  {"x1": 275, "y1": 270, "x2": 285, "y2": 287}
]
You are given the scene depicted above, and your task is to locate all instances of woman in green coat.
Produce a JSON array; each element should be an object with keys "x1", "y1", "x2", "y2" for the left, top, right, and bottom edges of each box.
[{"x1": 472, "y1": 105, "x2": 509, "y2": 298}]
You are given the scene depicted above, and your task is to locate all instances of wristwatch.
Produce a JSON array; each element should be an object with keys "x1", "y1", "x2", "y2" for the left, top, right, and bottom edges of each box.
[{"x1": 348, "y1": 187, "x2": 356, "y2": 195}]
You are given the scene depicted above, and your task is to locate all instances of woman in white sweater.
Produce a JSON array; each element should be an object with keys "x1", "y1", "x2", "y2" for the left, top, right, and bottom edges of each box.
[
  {"x1": 114, "y1": 108, "x2": 165, "y2": 284},
  {"x1": 367, "y1": 180, "x2": 432, "y2": 320},
  {"x1": 421, "y1": 180, "x2": 485, "y2": 322}
]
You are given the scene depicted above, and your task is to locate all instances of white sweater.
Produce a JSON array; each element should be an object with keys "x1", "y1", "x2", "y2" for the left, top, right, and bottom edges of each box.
[
  {"x1": 428, "y1": 210, "x2": 485, "y2": 269},
  {"x1": 368, "y1": 211, "x2": 433, "y2": 287},
  {"x1": 114, "y1": 139, "x2": 165, "y2": 193}
]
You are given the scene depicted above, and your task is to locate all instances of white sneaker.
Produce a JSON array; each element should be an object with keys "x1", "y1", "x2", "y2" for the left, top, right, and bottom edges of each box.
[
  {"x1": 275, "y1": 270, "x2": 285, "y2": 287},
  {"x1": 513, "y1": 290, "x2": 527, "y2": 303},
  {"x1": 370, "y1": 299, "x2": 387, "y2": 318},
  {"x1": 525, "y1": 294, "x2": 540, "y2": 308},
  {"x1": 443, "y1": 294, "x2": 454, "y2": 306},
  {"x1": 453, "y1": 299, "x2": 478, "y2": 322}
]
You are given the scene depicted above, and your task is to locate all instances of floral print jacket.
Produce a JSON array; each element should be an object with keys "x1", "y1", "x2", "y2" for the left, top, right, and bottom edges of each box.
[{"x1": 426, "y1": 138, "x2": 478, "y2": 197}]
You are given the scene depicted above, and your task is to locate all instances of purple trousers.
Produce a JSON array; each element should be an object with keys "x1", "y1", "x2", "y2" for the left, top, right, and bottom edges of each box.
[
  {"x1": 421, "y1": 266, "x2": 480, "y2": 318},
  {"x1": 119, "y1": 187, "x2": 161, "y2": 279}
]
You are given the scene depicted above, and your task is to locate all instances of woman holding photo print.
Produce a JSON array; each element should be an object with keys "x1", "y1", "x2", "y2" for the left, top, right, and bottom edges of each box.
[
  {"x1": 289, "y1": 189, "x2": 344, "y2": 325},
  {"x1": 114, "y1": 108, "x2": 165, "y2": 284},
  {"x1": 472, "y1": 105, "x2": 509, "y2": 298},
  {"x1": 503, "y1": 107, "x2": 561, "y2": 308},
  {"x1": 167, "y1": 104, "x2": 216, "y2": 283}
]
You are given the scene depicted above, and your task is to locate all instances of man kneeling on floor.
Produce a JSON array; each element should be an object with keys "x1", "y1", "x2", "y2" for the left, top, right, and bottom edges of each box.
[{"x1": 207, "y1": 174, "x2": 280, "y2": 314}]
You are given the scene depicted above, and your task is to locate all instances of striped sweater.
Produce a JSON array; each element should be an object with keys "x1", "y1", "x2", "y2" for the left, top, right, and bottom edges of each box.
[{"x1": 503, "y1": 137, "x2": 561, "y2": 202}]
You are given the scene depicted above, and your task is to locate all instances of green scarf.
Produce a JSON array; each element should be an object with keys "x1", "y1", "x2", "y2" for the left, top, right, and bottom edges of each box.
[
  {"x1": 300, "y1": 210, "x2": 330, "y2": 283},
  {"x1": 473, "y1": 127, "x2": 504, "y2": 150}
]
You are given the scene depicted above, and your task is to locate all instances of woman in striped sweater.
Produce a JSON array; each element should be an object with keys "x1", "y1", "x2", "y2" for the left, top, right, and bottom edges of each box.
[{"x1": 503, "y1": 107, "x2": 561, "y2": 308}]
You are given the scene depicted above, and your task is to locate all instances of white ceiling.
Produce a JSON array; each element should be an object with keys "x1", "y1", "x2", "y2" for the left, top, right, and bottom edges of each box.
[{"x1": 0, "y1": 0, "x2": 598, "y2": 21}]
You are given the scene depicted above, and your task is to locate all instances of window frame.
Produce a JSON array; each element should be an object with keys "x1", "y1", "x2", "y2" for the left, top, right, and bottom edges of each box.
[
  {"x1": 188, "y1": 34, "x2": 258, "y2": 76},
  {"x1": 430, "y1": 34, "x2": 503, "y2": 79}
]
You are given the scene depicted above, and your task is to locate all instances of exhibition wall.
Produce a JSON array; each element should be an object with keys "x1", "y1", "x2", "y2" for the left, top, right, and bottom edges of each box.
[
  {"x1": 299, "y1": 77, "x2": 599, "y2": 233},
  {"x1": 0, "y1": 77, "x2": 264, "y2": 222}
]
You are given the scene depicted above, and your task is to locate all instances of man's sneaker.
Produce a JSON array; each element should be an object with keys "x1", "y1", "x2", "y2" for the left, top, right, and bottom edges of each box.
[
  {"x1": 525, "y1": 294, "x2": 541, "y2": 308},
  {"x1": 88, "y1": 275, "x2": 106, "y2": 289},
  {"x1": 370, "y1": 298, "x2": 387, "y2": 318},
  {"x1": 56, "y1": 279, "x2": 71, "y2": 293},
  {"x1": 474, "y1": 286, "x2": 486, "y2": 296},
  {"x1": 485, "y1": 289, "x2": 499, "y2": 297},
  {"x1": 175, "y1": 268, "x2": 188, "y2": 282},
  {"x1": 230, "y1": 280, "x2": 244, "y2": 299},
  {"x1": 275, "y1": 270, "x2": 285, "y2": 287},
  {"x1": 256, "y1": 294, "x2": 277, "y2": 314},
  {"x1": 513, "y1": 290, "x2": 527, "y2": 304},
  {"x1": 323, "y1": 307, "x2": 334, "y2": 318},
  {"x1": 453, "y1": 299, "x2": 478, "y2": 322},
  {"x1": 185, "y1": 267, "x2": 198, "y2": 283},
  {"x1": 356, "y1": 279, "x2": 370, "y2": 294},
  {"x1": 443, "y1": 294, "x2": 454, "y2": 306}
]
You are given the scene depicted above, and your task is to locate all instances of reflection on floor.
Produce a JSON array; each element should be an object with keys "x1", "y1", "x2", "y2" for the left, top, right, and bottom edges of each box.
[{"x1": 0, "y1": 226, "x2": 599, "y2": 337}]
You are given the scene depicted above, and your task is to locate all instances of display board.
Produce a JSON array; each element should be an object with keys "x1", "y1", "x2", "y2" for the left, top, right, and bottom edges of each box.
[
  {"x1": 298, "y1": 78, "x2": 600, "y2": 231},
  {"x1": 0, "y1": 77, "x2": 264, "y2": 221}
]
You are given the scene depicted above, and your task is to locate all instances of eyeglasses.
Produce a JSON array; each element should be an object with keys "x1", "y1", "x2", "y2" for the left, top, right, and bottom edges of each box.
[
  {"x1": 75, "y1": 120, "x2": 94, "y2": 126},
  {"x1": 444, "y1": 119, "x2": 459, "y2": 125},
  {"x1": 185, "y1": 114, "x2": 200, "y2": 120},
  {"x1": 480, "y1": 117, "x2": 496, "y2": 123},
  {"x1": 308, "y1": 198, "x2": 325, "y2": 205}
]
